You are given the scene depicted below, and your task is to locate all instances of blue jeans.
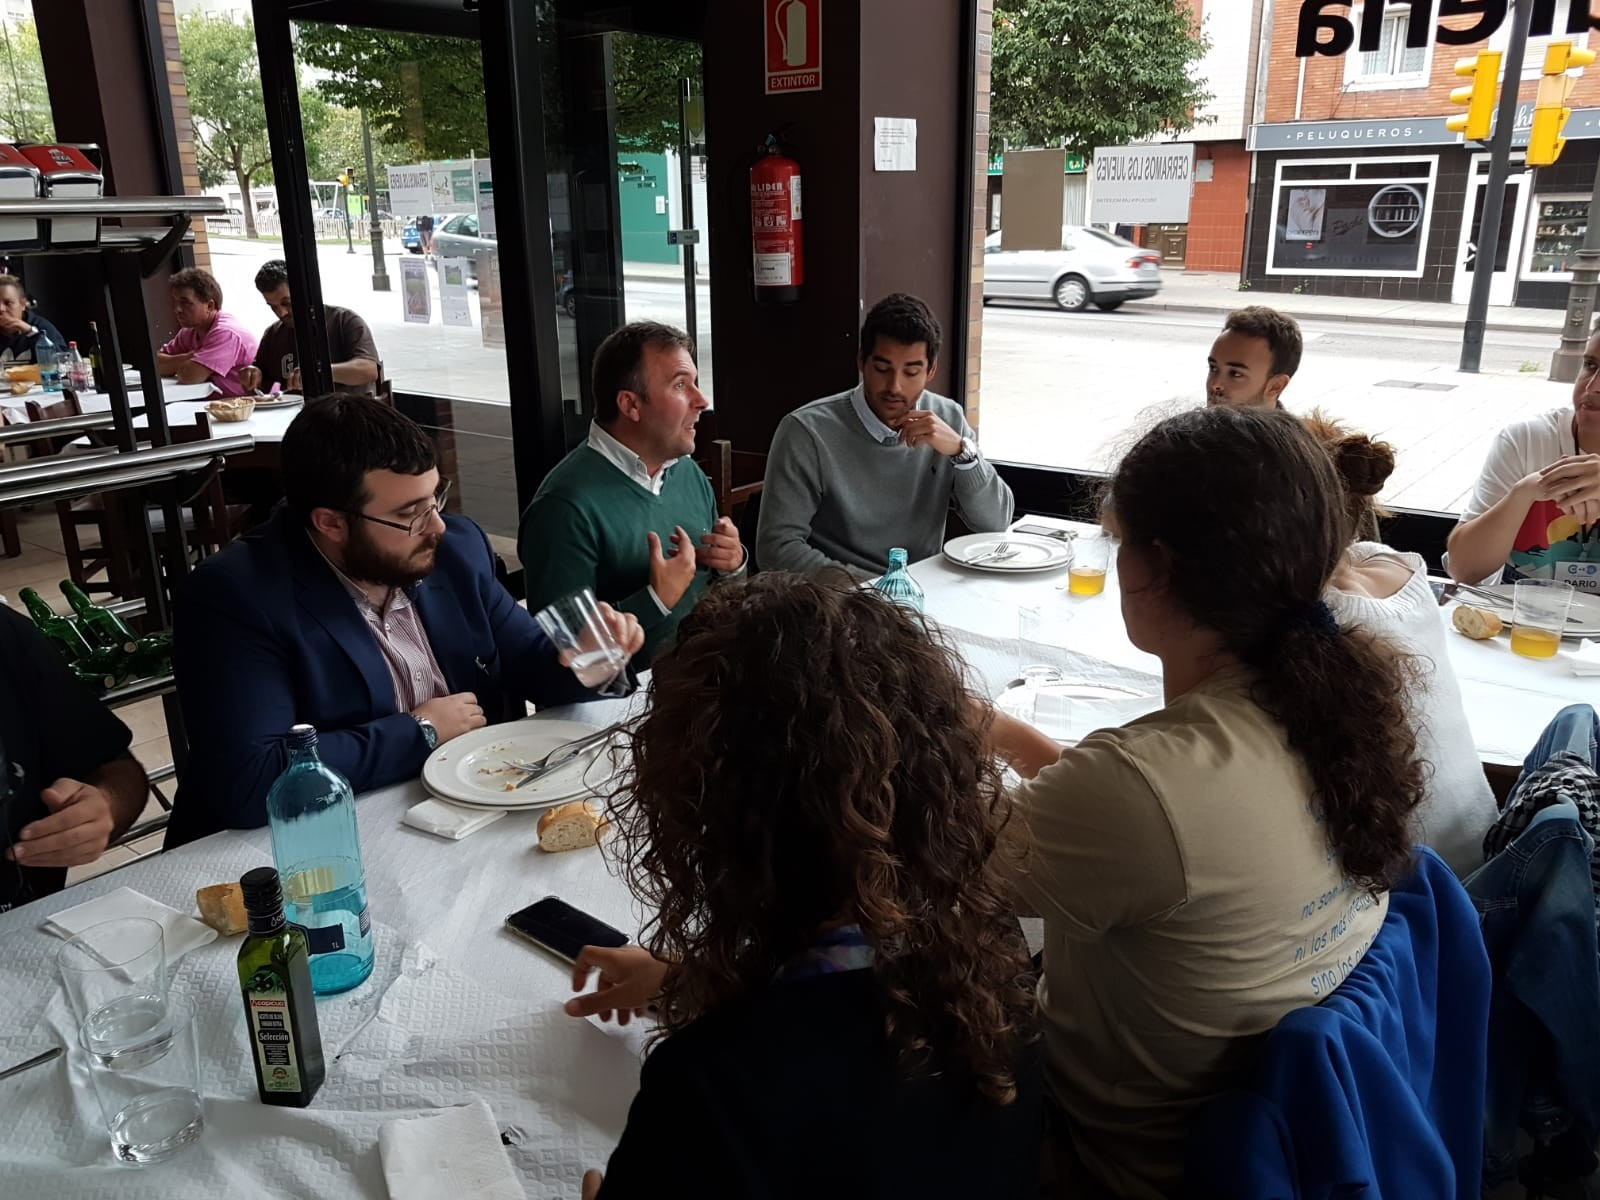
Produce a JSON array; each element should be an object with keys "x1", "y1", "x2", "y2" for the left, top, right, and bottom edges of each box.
[
  {"x1": 1464, "y1": 801, "x2": 1600, "y2": 1185},
  {"x1": 1515, "y1": 704, "x2": 1600, "y2": 794}
]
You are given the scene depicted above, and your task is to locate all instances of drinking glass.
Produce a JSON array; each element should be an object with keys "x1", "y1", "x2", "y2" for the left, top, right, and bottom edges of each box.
[
  {"x1": 1510, "y1": 578, "x2": 1574, "y2": 660},
  {"x1": 58, "y1": 917, "x2": 168, "y2": 1053},
  {"x1": 1068, "y1": 534, "x2": 1110, "y2": 597},
  {"x1": 534, "y1": 588, "x2": 630, "y2": 697},
  {"x1": 79, "y1": 992, "x2": 204, "y2": 1165}
]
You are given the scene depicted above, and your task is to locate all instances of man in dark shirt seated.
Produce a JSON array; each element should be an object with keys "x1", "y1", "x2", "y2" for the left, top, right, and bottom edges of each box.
[
  {"x1": 1, "y1": 606, "x2": 150, "y2": 912},
  {"x1": 238, "y1": 260, "x2": 381, "y2": 396},
  {"x1": 168, "y1": 395, "x2": 643, "y2": 847}
]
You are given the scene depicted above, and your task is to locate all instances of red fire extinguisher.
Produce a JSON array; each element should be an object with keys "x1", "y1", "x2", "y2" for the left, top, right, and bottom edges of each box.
[{"x1": 750, "y1": 135, "x2": 802, "y2": 303}]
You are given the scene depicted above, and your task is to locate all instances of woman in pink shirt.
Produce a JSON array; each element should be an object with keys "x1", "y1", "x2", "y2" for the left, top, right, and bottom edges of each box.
[{"x1": 157, "y1": 267, "x2": 258, "y2": 397}]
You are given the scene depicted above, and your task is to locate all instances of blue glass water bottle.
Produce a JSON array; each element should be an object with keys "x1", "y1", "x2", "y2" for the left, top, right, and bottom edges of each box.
[
  {"x1": 873, "y1": 547, "x2": 925, "y2": 613},
  {"x1": 265, "y1": 725, "x2": 374, "y2": 994}
]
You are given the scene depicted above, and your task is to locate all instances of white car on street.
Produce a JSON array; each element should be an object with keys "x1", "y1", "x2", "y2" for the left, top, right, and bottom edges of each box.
[{"x1": 983, "y1": 225, "x2": 1162, "y2": 312}]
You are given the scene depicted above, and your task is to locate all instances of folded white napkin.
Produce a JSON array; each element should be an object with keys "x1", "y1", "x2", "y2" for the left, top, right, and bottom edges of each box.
[
  {"x1": 43, "y1": 885, "x2": 217, "y2": 961},
  {"x1": 379, "y1": 1097, "x2": 525, "y2": 1200},
  {"x1": 1574, "y1": 639, "x2": 1600, "y2": 677},
  {"x1": 403, "y1": 797, "x2": 508, "y2": 840}
]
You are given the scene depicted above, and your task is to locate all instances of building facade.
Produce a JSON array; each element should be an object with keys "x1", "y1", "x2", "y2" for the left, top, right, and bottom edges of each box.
[{"x1": 1246, "y1": 1, "x2": 1600, "y2": 308}]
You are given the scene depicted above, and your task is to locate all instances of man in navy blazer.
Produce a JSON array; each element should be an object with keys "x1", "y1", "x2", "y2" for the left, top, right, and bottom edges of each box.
[{"x1": 167, "y1": 395, "x2": 644, "y2": 848}]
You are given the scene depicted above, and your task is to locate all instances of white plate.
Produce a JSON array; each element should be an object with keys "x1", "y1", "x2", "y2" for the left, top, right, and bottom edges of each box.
[
  {"x1": 993, "y1": 678, "x2": 1160, "y2": 745},
  {"x1": 944, "y1": 532, "x2": 1073, "y2": 573},
  {"x1": 250, "y1": 393, "x2": 305, "y2": 410},
  {"x1": 1458, "y1": 584, "x2": 1600, "y2": 639},
  {"x1": 420, "y1": 719, "x2": 620, "y2": 810}
]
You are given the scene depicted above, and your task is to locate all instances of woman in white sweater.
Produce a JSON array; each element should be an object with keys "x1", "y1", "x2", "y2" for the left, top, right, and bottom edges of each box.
[{"x1": 1308, "y1": 412, "x2": 1497, "y2": 875}]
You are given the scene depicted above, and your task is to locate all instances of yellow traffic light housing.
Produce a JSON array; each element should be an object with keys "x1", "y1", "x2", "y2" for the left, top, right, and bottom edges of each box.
[
  {"x1": 337, "y1": 172, "x2": 351, "y2": 187},
  {"x1": 1528, "y1": 41, "x2": 1597, "y2": 167},
  {"x1": 1448, "y1": 50, "x2": 1501, "y2": 143}
]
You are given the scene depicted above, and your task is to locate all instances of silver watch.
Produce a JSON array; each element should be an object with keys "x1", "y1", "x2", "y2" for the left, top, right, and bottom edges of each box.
[
  {"x1": 413, "y1": 715, "x2": 439, "y2": 750},
  {"x1": 952, "y1": 436, "x2": 979, "y2": 466}
]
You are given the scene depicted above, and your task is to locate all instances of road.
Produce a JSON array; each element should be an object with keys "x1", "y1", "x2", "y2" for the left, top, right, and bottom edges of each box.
[{"x1": 207, "y1": 237, "x2": 1566, "y2": 513}]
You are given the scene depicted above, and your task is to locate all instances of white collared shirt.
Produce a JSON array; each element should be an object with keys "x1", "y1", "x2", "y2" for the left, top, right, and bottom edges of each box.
[
  {"x1": 847, "y1": 384, "x2": 979, "y2": 470},
  {"x1": 587, "y1": 421, "x2": 676, "y2": 495}
]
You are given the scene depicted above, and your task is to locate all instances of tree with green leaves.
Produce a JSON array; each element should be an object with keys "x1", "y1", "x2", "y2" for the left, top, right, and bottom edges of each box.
[
  {"x1": 0, "y1": 19, "x2": 54, "y2": 144},
  {"x1": 991, "y1": 0, "x2": 1211, "y2": 156},
  {"x1": 178, "y1": 14, "x2": 276, "y2": 238},
  {"x1": 609, "y1": 34, "x2": 701, "y2": 154}
]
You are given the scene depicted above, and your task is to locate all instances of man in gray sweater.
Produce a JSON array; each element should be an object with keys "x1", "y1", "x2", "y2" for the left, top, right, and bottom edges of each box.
[{"x1": 757, "y1": 293, "x2": 1014, "y2": 578}]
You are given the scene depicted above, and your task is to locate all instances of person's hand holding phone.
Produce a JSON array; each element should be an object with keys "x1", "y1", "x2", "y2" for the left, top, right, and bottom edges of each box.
[{"x1": 565, "y1": 944, "x2": 667, "y2": 1025}]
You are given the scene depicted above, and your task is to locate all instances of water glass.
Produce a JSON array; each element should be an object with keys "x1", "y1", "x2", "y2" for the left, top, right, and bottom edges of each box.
[
  {"x1": 1510, "y1": 578, "x2": 1574, "y2": 660},
  {"x1": 58, "y1": 918, "x2": 168, "y2": 1051},
  {"x1": 80, "y1": 991, "x2": 204, "y2": 1165},
  {"x1": 1068, "y1": 534, "x2": 1111, "y2": 597},
  {"x1": 534, "y1": 588, "x2": 629, "y2": 697}
]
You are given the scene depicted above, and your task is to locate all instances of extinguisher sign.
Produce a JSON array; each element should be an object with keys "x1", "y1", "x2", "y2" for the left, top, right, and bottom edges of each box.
[{"x1": 766, "y1": 0, "x2": 822, "y2": 95}]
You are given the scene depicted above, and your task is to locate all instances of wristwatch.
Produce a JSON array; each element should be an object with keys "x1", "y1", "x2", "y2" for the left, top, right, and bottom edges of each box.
[
  {"x1": 413, "y1": 715, "x2": 439, "y2": 750},
  {"x1": 952, "y1": 436, "x2": 980, "y2": 466}
]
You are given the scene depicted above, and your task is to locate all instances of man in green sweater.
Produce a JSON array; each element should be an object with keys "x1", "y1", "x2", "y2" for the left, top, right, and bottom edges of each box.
[{"x1": 519, "y1": 322, "x2": 745, "y2": 667}]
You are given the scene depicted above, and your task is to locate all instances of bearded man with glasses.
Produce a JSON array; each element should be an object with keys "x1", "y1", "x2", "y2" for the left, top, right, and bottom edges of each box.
[{"x1": 167, "y1": 395, "x2": 643, "y2": 847}]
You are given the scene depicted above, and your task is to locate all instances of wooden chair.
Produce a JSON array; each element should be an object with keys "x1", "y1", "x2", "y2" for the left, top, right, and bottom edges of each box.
[
  {"x1": 700, "y1": 438, "x2": 766, "y2": 522},
  {"x1": 374, "y1": 360, "x2": 393, "y2": 406}
]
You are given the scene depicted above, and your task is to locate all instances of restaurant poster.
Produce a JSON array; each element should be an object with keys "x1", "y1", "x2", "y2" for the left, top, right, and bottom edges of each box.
[
  {"x1": 1286, "y1": 188, "x2": 1327, "y2": 242},
  {"x1": 400, "y1": 257, "x2": 431, "y2": 324},
  {"x1": 438, "y1": 258, "x2": 473, "y2": 327}
]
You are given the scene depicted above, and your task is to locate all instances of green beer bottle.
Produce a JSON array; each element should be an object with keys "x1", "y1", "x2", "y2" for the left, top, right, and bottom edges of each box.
[
  {"x1": 237, "y1": 867, "x2": 325, "y2": 1107},
  {"x1": 19, "y1": 588, "x2": 93, "y2": 661},
  {"x1": 60, "y1": 579, "x2": 137, "y2": 653}
]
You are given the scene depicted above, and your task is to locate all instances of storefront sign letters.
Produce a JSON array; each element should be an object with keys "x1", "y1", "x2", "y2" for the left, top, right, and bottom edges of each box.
[{"x1": 1296, "y1": 0, "x2": 1591, "y2": 59}]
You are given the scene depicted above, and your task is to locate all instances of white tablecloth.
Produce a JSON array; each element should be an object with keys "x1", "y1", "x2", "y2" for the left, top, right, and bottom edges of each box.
[
  {"x1": 916, "y1": 517, "x2": 1596, "y2": 766},
  {"x1": 74, "y1": 389, "x2": 296, "y2": 445},
  {"x1": 0, "y1": 696, "x2": 645, "y2": 1199}
]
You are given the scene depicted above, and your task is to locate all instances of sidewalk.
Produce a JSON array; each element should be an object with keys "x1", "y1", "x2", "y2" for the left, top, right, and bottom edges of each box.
[{"x1": 1124, "y1": 270, "x2": 1565, "y2": 335}]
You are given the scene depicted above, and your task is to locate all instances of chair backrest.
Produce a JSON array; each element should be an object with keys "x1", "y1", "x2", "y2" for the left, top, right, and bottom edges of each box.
[
  {"x1": 25, "y1": 392, "x2": 80, "y2": 423},
  {"x1": 700, "y1": 437, "x2": 765, "y2": 521},
  {"x1": 1185, "y1": 847, "x2": 1490, "y2": 1200}
]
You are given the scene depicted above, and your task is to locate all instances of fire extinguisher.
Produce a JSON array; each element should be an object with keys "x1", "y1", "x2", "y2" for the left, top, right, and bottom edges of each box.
[{"x1": 750, "y1": 134, "x2": 802, "y2": 304}]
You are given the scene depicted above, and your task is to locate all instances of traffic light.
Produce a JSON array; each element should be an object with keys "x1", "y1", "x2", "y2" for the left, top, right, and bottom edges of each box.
[
  {"x1": 1447, "y1": 50, "x2": 1502, "y2": 143},
  {"x1": 1529, "y1": 40, "x2": 1598, "y2": 167},
  {"x1": 337, "y1": 170, "x2": 351, "y2": 188}
]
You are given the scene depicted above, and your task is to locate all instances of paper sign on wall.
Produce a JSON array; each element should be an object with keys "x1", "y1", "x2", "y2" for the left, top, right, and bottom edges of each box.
[
  {"x1": 438, "y1": 257, "x2": 472, "y2": 327},
  {"x1": 386, "y1": 166, "x2": 432, "y2": 217},
  {"x1": 874, "y1": 118, "x2": 917, "y2": 172},
  {"x1": 400, "y1": 257, "x2": 431, "y2": 324}
]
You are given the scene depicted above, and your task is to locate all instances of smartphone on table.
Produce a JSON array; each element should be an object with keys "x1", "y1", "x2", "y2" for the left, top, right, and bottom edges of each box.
[
  {"x1": 505, "y1": 896, "x2": 629, "y2": 964},
  {"x1": 1012, "y1": 523, "x2": 1075, "y2": 541}
]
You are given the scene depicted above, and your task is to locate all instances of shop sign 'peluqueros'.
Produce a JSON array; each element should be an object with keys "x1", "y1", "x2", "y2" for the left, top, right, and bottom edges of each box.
[{"x1": 1295, "y1": 0, "x2": 1594, "y2": 59}]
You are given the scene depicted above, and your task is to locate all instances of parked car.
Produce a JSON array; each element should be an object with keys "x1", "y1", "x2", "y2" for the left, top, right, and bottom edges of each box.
[
  {"x1": 433, "y1": 213, "x2": 497, "y2": 283},
  {"x1": 402, "y1": 213, "x2": 446, "y2": 254},
  {"x1": 982, "y1": 225, "x2": 1161, "y2": 312}
]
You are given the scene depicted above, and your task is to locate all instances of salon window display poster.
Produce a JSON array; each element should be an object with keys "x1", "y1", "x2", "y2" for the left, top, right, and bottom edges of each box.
[
  {"x1": 400, "y1": 256, "x2": 432, "y2": 324},
  {"x1": 1286, "y1": 188, "x2": 1327, "y2": 241}
]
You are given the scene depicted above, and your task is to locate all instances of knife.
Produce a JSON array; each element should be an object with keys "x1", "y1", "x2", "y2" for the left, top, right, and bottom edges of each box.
[{"x1": 0, "y1": 1046, "x2": 62, "y2": 1081}]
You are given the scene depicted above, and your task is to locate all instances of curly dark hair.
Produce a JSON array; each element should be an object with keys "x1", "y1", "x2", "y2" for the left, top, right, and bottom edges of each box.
[
  {"x1": 1224, "y1": 305, "x2": 1303, "y2": 379},
  {"x1": 860, "y1": 293, "x2": 942, "y2": 367},
  {"x1": 169, "y1": 267, "x2": 223, "y2": 309},
  {"x1": 605, "y1": 574, "x2": 1034, "y2": 1105},
  {"x1": 1301, "y1": 409, "x2": 1396, "y2": 545},
  {"x1": 1109, "y1": 406, "x2": 1423, "y2": 894}
]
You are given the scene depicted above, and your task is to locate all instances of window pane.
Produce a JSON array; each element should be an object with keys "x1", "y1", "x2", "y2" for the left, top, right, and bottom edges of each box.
[
  {"x1": 1354, "y1": 160, "x2": 1431, "y2": 179},
  {"x1": 1273, "y1": 181, "x2": 1427, "y2": 273}
]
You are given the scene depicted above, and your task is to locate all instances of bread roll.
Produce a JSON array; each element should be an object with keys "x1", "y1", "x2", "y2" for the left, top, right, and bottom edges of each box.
[
  {"x1": 1452, "y1": 604, "x2": 1504, "y2": 641},
  {"x1": 536, "y1": 801, "x2": 609, "y2": 853},
  {"x1": 196, "y1": 882, "x2": 248, "y2": 935}
]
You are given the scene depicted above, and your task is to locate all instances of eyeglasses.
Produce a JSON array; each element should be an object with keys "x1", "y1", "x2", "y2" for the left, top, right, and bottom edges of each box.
[{"x1": 346, "y1": 480, "x2": 451, "y2": 537}]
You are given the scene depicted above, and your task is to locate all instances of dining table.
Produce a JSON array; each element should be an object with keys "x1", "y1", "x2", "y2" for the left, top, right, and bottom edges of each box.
[
  {"x1": 917, "y1": 516, "x2": 1599, "y2": 768},
  {"x1": 72, "y1": 386, "x2": 299, "y2": 470},
  {"x1": 0, "y1": 692, "x2": 647, "y2": 1199}
]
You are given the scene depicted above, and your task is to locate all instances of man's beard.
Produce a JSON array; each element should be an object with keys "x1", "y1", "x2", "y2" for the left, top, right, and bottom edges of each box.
[{"x1": 341, "y1": 520, "x2": 440, "y2": 588}]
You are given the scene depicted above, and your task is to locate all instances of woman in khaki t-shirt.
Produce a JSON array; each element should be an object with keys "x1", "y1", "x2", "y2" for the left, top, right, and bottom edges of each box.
[{"x1": 988, "y1": 407, "x2": 1426, "y2": 1199}]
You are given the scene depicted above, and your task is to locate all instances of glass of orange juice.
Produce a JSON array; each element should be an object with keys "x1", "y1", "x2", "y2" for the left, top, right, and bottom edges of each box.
[
  {"x1": 1067, "y1": 534, "x2": 1110, "y2": 597},
  {"x1": 1510, "y1": 578, "x2": 1574, "y2": 659}
]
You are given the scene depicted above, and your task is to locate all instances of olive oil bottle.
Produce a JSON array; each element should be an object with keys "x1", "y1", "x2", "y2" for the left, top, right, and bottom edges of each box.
[{"x1": 237, "y1": 867, "x2": 326, "y2": 1106}]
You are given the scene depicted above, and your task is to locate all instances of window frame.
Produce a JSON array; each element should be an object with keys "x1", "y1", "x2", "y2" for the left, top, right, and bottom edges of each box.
[
  {"x1": 1342, "y1": 1, "x2": 1434, "y2": 91},
  {"x1": 1265, "y1": 154, "x2": 1439, "y2": 279},
  {"x1": 1519, "y1": 190, "x2": 1590, "y2": 283}
]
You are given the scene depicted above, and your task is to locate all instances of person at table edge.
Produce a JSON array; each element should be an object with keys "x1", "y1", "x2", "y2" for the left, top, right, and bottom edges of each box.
[
  {"x1": 1, "y1": 606, "x2": 151, "y2": 912},
  {"x1": 239, "y1": 259, "x2": 380, "y2": 397},
  {"x1": 1205, "y1": 305, "x2": 1302, "y2": 410},
  {"x1": 156, "y1": 267, "x2": 258, "y2": 398},
  {"x1": 518, "y1": 321, "x2": 744, "y2": 668},
  {"x1": 1447, "y1": 319, "x2": 1600, "y2": 587},
  {"x1": 0, "y1": 274, "x2": 65, "y2": 366},
  {"x1": 756, "y1": 293, "x2": 1013, "y2": 579},
  {"x1": 166, "y1": 394, "x2": 643, "y2": 849}
]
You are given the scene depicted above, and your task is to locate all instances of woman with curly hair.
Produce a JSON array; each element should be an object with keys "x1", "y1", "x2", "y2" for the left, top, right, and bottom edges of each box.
[
  {"x1": 567, "y1": 574, "x2": 1041, "y2": 1199},
  {"x1": 1306, "y1": 410, "x2": 1496, "y2": 875},
  {"x1": 987, "y1": 406, "x2": 1426, "y2": 1198}
]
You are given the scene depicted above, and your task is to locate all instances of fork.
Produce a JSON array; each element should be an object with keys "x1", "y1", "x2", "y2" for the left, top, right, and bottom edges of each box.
[
  {"x1": 507, "y1": 723, "x2": 623, "y2": 785},
  {"x1": 967, "y1": 542, "x2": 1018, "y2": 566}
]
